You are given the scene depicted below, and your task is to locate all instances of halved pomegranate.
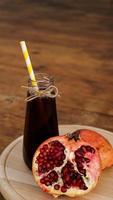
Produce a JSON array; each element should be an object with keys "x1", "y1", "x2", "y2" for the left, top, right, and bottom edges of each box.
[
  {"x1": 32, "y1": 134, "x2": 101, "y2": 197},
  {"x1": 71, "y1": 129, "x2": 113, "y2": 170}
]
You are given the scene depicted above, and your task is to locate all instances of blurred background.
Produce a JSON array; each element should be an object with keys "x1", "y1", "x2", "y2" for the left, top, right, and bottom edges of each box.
[{"x1": 0, "y1": 0, "x2": 113, "y2": 198}]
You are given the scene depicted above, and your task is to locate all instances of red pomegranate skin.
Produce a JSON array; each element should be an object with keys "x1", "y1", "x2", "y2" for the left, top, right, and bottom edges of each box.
[{"x1": 32, "y1": 134, "x2": 101, "y2": 197}]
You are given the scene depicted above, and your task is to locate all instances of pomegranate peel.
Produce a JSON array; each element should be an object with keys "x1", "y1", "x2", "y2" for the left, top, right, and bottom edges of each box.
[
  {"x1": 72, "y1": 129, "x2": 113, "y2": 170},
  {"x1": 32, "y1": 134, "x2": 101, "y2": 197}
]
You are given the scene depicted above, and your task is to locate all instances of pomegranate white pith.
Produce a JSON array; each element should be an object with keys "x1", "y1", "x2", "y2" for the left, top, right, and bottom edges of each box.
[{"x1": 32, "y1": 135, "x2": 101, "y2": 197}]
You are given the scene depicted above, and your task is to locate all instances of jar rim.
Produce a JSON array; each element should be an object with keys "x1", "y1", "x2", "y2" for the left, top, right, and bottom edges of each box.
[
  {"x1": 28, "y1": 73, "x2": 54, "y2": 90},
  {"x1": 29, "y1": 73, "x2": 53, "y2": 81}
]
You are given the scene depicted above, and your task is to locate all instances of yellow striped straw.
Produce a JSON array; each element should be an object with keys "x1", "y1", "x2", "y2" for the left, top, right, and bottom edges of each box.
[{"x1": 20, "y1": 41, "x2": 38, "y2": 90}]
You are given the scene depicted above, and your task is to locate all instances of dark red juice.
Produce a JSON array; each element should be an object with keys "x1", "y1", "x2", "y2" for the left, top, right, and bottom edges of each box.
[{"x1": 23, "y1": 94, "x2": 59, "y2": 169}]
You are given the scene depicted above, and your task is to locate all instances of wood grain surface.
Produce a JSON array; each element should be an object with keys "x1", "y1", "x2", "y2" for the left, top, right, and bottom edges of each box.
[
  {"x1": 0, "y1": 0, "x2": 113, "y2": 199},
  {"x1": 0, "y1": 125, "x2": 113, "y2": 200}
]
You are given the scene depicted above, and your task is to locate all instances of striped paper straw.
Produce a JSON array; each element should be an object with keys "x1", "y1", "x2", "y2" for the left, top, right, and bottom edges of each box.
[{"x1": 20, "y1": 41, "x2": 38, "y2": 90}]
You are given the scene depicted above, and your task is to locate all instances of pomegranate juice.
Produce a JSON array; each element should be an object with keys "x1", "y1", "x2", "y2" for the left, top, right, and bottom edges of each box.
[{"x1": 23, "y1": 96, "x2": 59, "y2": 169}]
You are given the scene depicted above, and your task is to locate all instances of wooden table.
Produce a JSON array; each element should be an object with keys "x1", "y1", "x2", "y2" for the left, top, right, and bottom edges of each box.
[{"x1": 0, "y1": 0, "x2": 113, "y2": 199}]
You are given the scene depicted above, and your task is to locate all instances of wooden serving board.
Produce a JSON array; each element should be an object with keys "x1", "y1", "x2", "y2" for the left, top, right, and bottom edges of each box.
[{"x1": 0, "y1": 125, "x2": 113, "y2": 200}]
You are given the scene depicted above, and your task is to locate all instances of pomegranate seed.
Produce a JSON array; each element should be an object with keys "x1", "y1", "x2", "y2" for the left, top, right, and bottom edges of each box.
[
  {"x1": 76, "y1": 156, "x2": 84, "y2": 163},
  {"x1": 38, "y1": 158, "x2": 44, "y2": 163},
  {"x1": 36, "y1": 153, "x2": 43, "y2": 160},
  {"x1": 79, "y1": 168, "x2": 86, "y2": 176},
  {"x1": 48, "y1": 178, "x2": 53, "y2": 183},
  {"x1": 84, "y1": 158, "x2": 90, "y2": 163},
  {"x1": 86, "y1": 145, "x2": 95, "y2": 153},
  {"x1": 45, "y1": 176, "x2": 50, "y2": 181},
  {"x1": 79, "y1": 149, "x2": 85, "y2": 156},
  {"x1": 79, "y1": 182, "x2": 88, "y2": 190},
  {"x1": 64, "y1": 175, "x2": 70, "y2": 183},
  {"x1": 47, "y1": 155, "x2": 52, "y2": 160},
  {"x1": 49, "y1": 148, "x2": 54, "y2": 153},
  {"x1": 46, "y1": 163, "x2": 51, "y2": 168},
  {"x1": 61, "y1": 168, "x2": 68, "y2": 176},
  {"x1": 41, "y1": 165, "x2": 47, "y2": 171},
  {"x1": 54, "y1": 184, "x2": 60, "y2": 190},
  {"x1": 76, "y1": 173, "x2": 81, "y2": 180},
  {"x1": 72, "y1": 179, "x2": 77, "y2": 186},
  {"x1": 54, "y1": 175, "x2": 58, "y2": 181},
  {"x1": 59, "y1": 146, "x2": 65, "y2": 151},
  {"x1": 60, "y1": 146, "x2": 65, "y2": 150},
  {"x1": 81, "y1": 145, "x2": 87, "y2": 153},
  {"x1": 62, "y1": 154, "x2": 66, "y2": 160},
  {"x1": 77, "y1": 162, "x2": 83, "y2": 169},
  {"x1": 45, "y1": 181, "x2": 51, "y2": 186},
  {"x1": 74, "y1": 176, "x2": 88, "y2": 190},
  {"x1": 48, "y1": 170, "x2": 58, "y2": 181},
  {"x1": 40, "y1": 178, "x2": 45, "y2": 184},
  {"x1": 50, "y1": 172, "x2": 55, "y2": 178},
  {"x1": 57, "y1": 156, "x2": 62, "y2": 161},
  {"x1": 64, "y1": 183, "x2": 71, "y2": 188},
  {"x1": 75, "y1": 151, "x2": 82, "y2": 157},
  {"x1": 55, "y1": 141, "x2": 61, "y2": 146},
  {"x1": 43, "y1": 144, "x2": 49, "y2": 150},
  {"x1": 50, "y1": 160, "x2": 54, "y2": 165},
  {"x1": 55, "y1": 160, "x2": 58, "y2": 164},
  {"x1": 76, "y1": 179, "x2": 82, "y2": 187},
  {"x1": 40, "y1": 148, "x2": 45, "y2": 153},
  {"x1": 54, "y1": 149, "x2": 59, "y2": 153},
  {"x1": 70, "y1": 172, "x2": 78, "y2": 180},
  {"x1": 43, "y1": 152, "x2": 47, "y2": 156},
  {"x1": 56, "y1": 161, "x2": 63, "y2": 167},
  {"x1": 43, "y1": 157, "x2": 47, "y2": 164},
  {"x1": 44, "y1": 156, "x2": 48, "y2": 160},
  {"x1": 61, "y1": 186, "x2": 67, "y2": 193},
  {"x1": 49, "y1": 140, "x2": 57, "y2": 146},
  {"x1": 55, "y1": 151, "x2": 62, "y2": 157},
  {"x1": 38, "y1": 166, "x2": 42, "y2": 172},
  {"x1": 75, "y1": 147, "x2": 85, "y2": 156}
]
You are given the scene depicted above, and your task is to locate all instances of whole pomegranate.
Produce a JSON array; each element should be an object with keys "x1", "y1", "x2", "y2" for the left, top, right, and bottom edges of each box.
[
  {"x1": 71, "y1": 129, "x2": 113, "y2": 170},
  {"x1": 32, "y1": 134, "x2": 101, "y2": 197}
]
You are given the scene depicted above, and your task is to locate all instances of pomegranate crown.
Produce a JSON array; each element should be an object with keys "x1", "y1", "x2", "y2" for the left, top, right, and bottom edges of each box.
[{"x1": 67, "y1": 130, "x2": 80, "y2": 141}]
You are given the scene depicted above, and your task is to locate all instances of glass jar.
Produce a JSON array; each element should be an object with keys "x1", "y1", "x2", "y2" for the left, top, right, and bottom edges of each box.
[{"x1": 23, "y1": 73, "x2": 59, "y2": 169}]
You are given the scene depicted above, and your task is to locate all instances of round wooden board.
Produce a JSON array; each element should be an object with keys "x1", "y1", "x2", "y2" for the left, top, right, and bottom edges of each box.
[{"x1": 0, "y1": 125, "x2": 113, "y2": 200}]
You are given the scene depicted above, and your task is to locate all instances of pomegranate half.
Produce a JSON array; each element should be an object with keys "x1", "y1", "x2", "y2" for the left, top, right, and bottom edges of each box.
[{"x1": 32, "y1": 134, "x2": 101, "y2": 197}]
